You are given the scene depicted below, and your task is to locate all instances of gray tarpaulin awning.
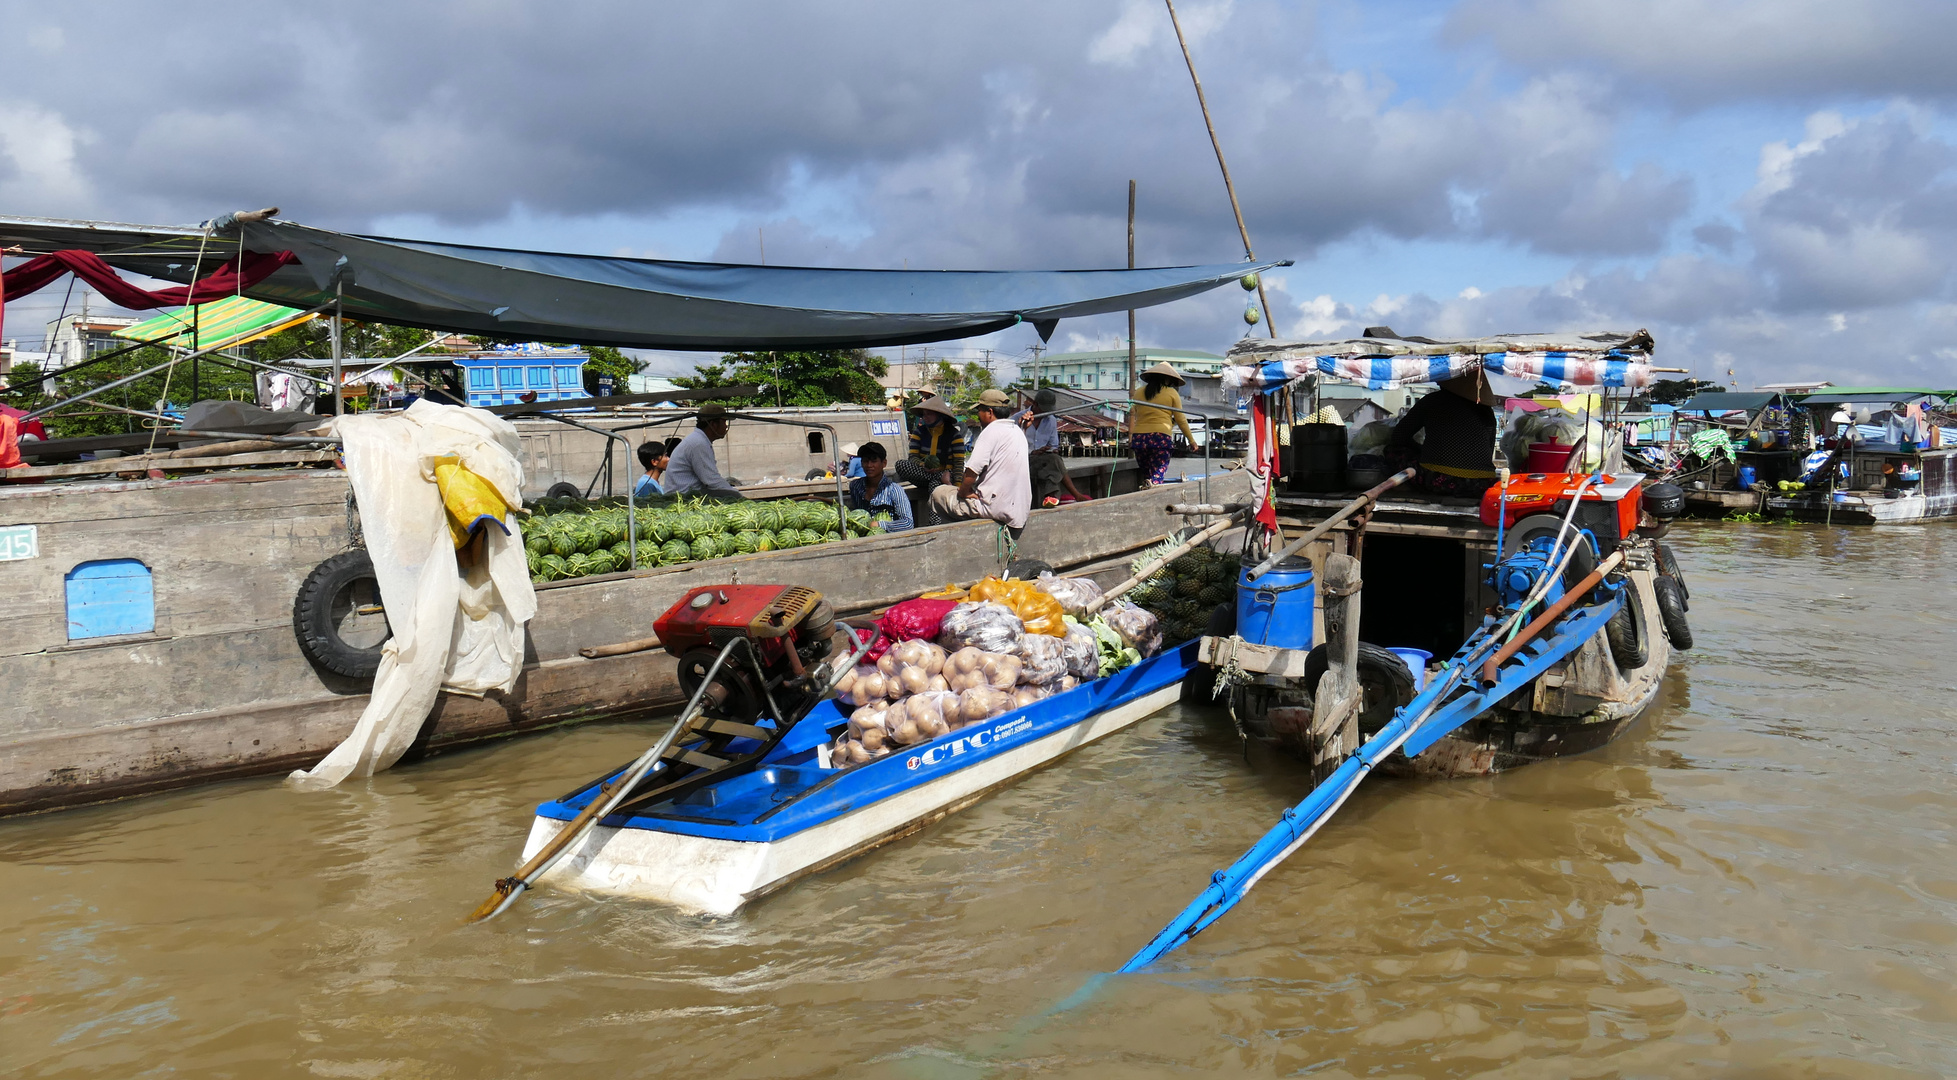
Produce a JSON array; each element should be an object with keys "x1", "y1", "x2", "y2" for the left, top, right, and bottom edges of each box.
[
  {"x1": 1675, "y1": 391, "x2": 1785, "y2": 413},
  {"x1": 0, "y1": 215, "x2": 1285, "y2": 351}
]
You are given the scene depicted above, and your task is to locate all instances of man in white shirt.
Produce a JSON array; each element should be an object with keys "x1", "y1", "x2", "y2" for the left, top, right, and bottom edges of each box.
[
  {"x1": 664, "y1": 403, "x2": 748, "y2": 500},
  {"x1": 929, "y1": 389, "x2": 1030, "y2": 537}
]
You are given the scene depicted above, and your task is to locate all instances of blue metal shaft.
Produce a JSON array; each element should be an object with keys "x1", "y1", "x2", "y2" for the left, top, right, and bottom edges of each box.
[{"x1": 1118, "y1": 592, "x2": 1623, "y2": 972}]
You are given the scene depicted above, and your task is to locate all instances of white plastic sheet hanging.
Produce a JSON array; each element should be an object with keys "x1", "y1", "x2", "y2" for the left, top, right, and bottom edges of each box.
[{"x1": 289, "y1": 400, "x2": 536, "y2": 789}]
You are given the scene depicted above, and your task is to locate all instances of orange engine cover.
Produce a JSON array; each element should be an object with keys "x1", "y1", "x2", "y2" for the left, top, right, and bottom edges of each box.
[
  {"x1": 1479, "y1": 472, "x2": 1640, "y2": 542},
  {"x1": 653, "y1": 584, "x2": 825, "y2": 657}
]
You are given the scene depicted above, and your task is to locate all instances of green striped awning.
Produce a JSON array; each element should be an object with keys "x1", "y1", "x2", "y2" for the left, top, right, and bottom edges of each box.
[{"x1": 113, "y1": 295, "x2": 315, "y2": 349}]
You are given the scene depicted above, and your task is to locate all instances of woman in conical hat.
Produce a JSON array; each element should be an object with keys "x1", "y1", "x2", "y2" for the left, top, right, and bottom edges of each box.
[{"x1": 1129, "y1": 362, "x2": 1197, "y2": 486}]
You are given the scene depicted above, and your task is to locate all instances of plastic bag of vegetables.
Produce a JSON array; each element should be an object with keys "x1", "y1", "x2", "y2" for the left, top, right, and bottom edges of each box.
[
  {"x1": 1099, "y1": 600, "x2": 1163, "y2": 658},
  {"x1": 1086, "y1": 616, "x2": 1142, "y2": 676},
  {"x1": 1033, "y1": 573, "x2": 1104, "y2": 616},
  {"x1": 937, "y1": 602, "x2": 1024, "y2": 655},
  {"x1": 1015, "y1": 632, "x2": 1069, "y2": 686},
  {"x1": 968, "y1": 577, "x2": 1068, "y2": 637},
  {"x1": 1060, "y1": 621, "x2": 1100, "y2": 681}
]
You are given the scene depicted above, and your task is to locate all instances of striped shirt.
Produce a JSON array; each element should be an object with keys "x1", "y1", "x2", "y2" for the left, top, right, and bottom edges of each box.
[
  {"x1": 848, "y1": 474, "x2": 914, "y2": 531},
  {"x1": 908, "y1": 416, "x2": 965, "y2": 473}
]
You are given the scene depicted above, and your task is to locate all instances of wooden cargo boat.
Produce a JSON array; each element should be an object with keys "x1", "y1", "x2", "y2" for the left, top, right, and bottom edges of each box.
[{"x1": 0, "y1": 461, "x2": 1242, "y2": 816}]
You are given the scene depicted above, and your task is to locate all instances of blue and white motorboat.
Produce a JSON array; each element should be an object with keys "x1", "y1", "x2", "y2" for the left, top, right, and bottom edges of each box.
[{"x1": 512, "y1": 643, "x2": 1193, "y2": 916}]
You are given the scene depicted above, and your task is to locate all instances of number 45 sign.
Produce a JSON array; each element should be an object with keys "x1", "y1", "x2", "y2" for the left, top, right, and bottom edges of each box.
[{"x1": 0, "y1": 525, "x2": 39, "y2": 562}]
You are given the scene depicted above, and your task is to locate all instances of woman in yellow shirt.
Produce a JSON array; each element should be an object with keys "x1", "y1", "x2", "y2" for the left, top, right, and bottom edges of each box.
[{"x1": 1128, "y1": 362, "x2": 1197, "y2": 486}]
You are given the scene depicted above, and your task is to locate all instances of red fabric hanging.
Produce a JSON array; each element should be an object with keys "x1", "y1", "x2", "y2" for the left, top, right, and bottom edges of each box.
[{"x1": 0, "y1": 248, "x2": 300, "y2": 342}]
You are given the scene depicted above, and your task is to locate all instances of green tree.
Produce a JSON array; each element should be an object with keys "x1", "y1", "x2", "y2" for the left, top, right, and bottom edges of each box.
[
  {"x1": 582, "y1": 344, "x2": 643, "y2": 396},
  {"x1": 923, "y1": 360, "x2": 996, "y2": 409},
  {"x1": 3, "y1": 348, "x2": 260, "y2": 438},
  {"x1": 1645, "y1": 378, "x2": 1725, "y2": 405},
  {"x1": 672, "y1": 349, "x2": 889, "y2": 407}
]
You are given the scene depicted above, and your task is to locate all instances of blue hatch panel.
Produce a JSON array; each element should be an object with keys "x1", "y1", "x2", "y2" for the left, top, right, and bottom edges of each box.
[{"x1": 65, "y1": 559, "x2": 156, "y2": 640}]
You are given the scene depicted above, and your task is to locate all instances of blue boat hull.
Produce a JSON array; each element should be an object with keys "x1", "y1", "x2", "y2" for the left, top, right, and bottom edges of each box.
[{"x1": 519, "y1": 643, "x2": 1196, "y2": 913}]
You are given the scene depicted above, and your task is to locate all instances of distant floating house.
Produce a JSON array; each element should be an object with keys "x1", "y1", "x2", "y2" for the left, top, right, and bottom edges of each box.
[{"x1": 451, "y1": 344, "x2": 589, "y2": 408}]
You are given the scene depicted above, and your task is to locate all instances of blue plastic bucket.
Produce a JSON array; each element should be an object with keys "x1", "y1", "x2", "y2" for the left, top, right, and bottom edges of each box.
[
  {"x1": 1237, "y1": 560, "x2": 1314, "y2": 649},
  {"x1": 1736, "y1": 465, "x2": 1757, "y2": 489},
  {"x1": 1387, "y1": 647, "x2": 1432, "y2": 692}
]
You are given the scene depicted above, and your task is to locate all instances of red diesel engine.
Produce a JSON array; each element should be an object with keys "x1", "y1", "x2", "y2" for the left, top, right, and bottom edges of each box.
[{"x1": 653, "y1": 584, "x2": 838, "y2": 724}]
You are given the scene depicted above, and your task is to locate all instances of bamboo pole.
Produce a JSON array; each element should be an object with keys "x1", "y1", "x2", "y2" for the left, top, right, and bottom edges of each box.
[
  {"x1": 1086, "y1": 509, "x2": 1245, "y2": 615},
  {"x1": 1164, "y1": 0, "x2": 1276, "y2": 338}
]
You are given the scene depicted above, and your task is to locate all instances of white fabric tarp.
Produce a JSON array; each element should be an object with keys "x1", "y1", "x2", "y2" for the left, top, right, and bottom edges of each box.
[{"x1": 289, "y1": 400, "x2": 537, "y2": 789}]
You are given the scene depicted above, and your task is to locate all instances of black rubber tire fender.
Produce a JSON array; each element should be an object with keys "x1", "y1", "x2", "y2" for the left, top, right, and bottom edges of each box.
[
  {"x1": 1653, "y1": 575, "x2": 1693, "y2": 650},
  {"x1": 1655, "y1": 541, "x2": 1688, "y2": 608},
  {"x1": 293, "y1": 550, "x2": 390, "y2": 680},
  {"x1": 1605, "y1": 575, "x2": 1648, "y2": 671},
  {"x1": 1005, "y1": 557, "x2": 1054, "y2": 581},
  {"x1": 1300, "y1": 642, "x2": 1417, "y2": 735}
]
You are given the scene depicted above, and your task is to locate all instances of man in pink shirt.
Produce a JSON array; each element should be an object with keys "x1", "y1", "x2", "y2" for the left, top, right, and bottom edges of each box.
[{"x1": 929, "y1": 389, "x2": 1030, "y2": 538}]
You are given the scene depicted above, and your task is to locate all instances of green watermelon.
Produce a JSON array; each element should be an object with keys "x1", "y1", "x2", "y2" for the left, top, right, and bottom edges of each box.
[
  {"x1": 611, "y1": 541, "x2": 635, "y2": 568},
  {"x1": 526, "y1": 549, "x2": 544, "y2": 576},
  {"x1": 539, "y1": 554, "x2": 569, "y2": 581},
  {"x1": 757, "y1": 504, "x2": 783, "y2": 533},
  {"x1": 732, "y1": 530, "x2": 761, "y2": 554},
  {"x1": 564, "y1": 552, "x2": 592, "y2": 578},
  {"x1": 587, "y1": 550, "x2": 617, "y2": 575},
  {"x1": 797, "y1": 528, "x2": 822, "y2": 547},
  {"x1": 773, "y1": 528, "x2": 801, "y2": 549},
  {"x1": 755, "y1": 531, "x2": 775, "y2": 552},
  {"x1": 549, "y1": 531, "x2": 579, "y2": 558},
  {"x1": 524, "y1": 530, "x2": 550, "y2": 557},
  {"x1": 846, "y1": 509, "x2": 873, "y2": 536},
  {"x1": 690, "y1": 537, "x2": 718, "y2": 562},
  {"x1": 660, "y1": 539, "x2": 691, "y2": 565}
]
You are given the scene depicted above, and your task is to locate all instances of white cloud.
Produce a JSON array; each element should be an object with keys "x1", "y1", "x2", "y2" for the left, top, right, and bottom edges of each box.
[{"x1": 0, "y1": 101, "x2": 93, "y2": 214}]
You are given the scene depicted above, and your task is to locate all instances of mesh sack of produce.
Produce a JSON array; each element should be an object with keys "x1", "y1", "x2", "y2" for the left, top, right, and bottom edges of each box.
[
  {"x1": 1060, "y1": 622, "x2": 1099, "y2": 680},
  {"x1": 1100, "y1": 600, "x2": 1164, "y2": 657},
  {"x1": 968, "y1": 577, "x2": 1067, "y2": 637},
  {"x1": 1015, "y1": 632, "x2": 1068, "y2": 686},
  {"x1": 937, "y1": 601, "x2": 1025, "y2": 655},
  {"x1": 865, "y1": 600, "x2": 959, "y2": 661},
  {"x1": 953, "y1": 686, "x2": 1015, "y2": 728},
  {"x1": 1033, "y1": 572, "x2": 1104, "y2": 616},
  {"x1": 885, "y1": 691, "x2": 956, "y2": 746},
  {"x1": 835, "y1": 664, "x2": 891, "y2": 707}
]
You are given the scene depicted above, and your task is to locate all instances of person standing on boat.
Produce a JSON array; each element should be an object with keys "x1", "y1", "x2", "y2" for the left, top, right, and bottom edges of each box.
[
  {"x1": 1013, "y1": 387, "x2": 1091, "y2": 507},
  {"x1": 1129, "y1": 362, "x2": 1197, "y2": 486},
  {"x1": 929, "y1": 389, "x2": 1030, "y2": 538},
  {"x1": 633, "y1": 439, "x2": 672, "y2": 498},
  {"x1": 898, "y1": 395, "x2": 965, "y2": 519},
  {"x1": 844, "y1": 441, "x2": 914, "y2": 532},
  {"x1": 1386, "y1": 370, "x2": 1498, "y2": 497},
  {"x1": 664, "y1": 404, "x2": 748, "y2": 500}
]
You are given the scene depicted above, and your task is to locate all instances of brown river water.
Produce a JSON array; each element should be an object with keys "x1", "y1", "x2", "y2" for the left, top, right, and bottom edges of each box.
[{"x1": 4, "y1": 521, "x2": 1956, "y2": 1078}]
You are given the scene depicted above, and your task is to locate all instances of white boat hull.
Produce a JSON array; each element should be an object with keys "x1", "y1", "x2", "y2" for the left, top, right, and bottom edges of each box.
[{"x1": 519, "y1": 681, "x2": 1183, "y2": 914}]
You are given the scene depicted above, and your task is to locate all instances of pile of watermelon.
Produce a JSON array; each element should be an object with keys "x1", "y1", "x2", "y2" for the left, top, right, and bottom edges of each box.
[{"x1": 520, "y1": 495, "x2": 883, "y2": 584}]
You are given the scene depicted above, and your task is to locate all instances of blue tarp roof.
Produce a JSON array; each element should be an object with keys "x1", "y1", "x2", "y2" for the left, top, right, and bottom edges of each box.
[{"x1": 0, "y1": 214, "x2": 1286, "y2": 351}]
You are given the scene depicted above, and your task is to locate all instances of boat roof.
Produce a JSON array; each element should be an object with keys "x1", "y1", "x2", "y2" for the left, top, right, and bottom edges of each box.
[
  {"x1": 1798, "y1": 388, "x2": 1955, "y2": 406},
  {"x1": 1, "y1": 213, "x2": 1285, "y2": 352},
  {"x1": 1675, "y1": 390, "x2": 1785, "y2": 412}
]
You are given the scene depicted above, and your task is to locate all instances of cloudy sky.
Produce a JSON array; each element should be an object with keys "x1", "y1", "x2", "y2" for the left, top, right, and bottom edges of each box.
[{"x1": 4, "y1": 0, "x2": 1955, "y2": 388}]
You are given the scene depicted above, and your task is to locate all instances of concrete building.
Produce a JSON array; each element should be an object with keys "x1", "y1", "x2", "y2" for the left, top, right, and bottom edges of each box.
[
  {"x1": 44, "y1": 311, "x2": 139, "y2": 371},
  {"x1": 1021, "y1": 347, "x2": 1224, "y2": 394}
]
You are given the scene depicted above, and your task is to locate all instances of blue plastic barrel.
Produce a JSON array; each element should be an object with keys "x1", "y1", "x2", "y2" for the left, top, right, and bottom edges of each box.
[
  {"x1": 1736, "y1": 464, "x2": 1757, "y2": 489},
  {"x1": 1238, "y1": 560, "x2": 1314, "y2": 649}
]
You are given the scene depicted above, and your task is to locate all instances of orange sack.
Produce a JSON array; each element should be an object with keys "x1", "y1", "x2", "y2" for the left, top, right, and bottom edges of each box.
[{"x1": 968, "y1": 576, "x2": 1068, "y2": 637}]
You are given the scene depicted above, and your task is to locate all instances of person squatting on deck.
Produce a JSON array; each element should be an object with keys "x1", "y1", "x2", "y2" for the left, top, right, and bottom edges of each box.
[
  {"x1": 1129, "y1": 362, "x2": 1196, "y2": 486},
  {"x1": 633, "y1": 438, "x2": 672, "y2": 497},
  {"x1": 1012, "y1": 388, "x2": 1092, "y2": 508},
  {"x1": 898, "y1": 393, "x2": 965, "y2": 521},
  {"x1": 664, "y1": 403, "x2": 749, "y2": 500},
  {"x1": 844, "y1": 441, "x2": 914, "y2": 532},
  {"x1": 1386, "y1": 370, "x2": 1498, "y2": 497},
  {"x1": 929, "y1": 389, "x2": 1030, "y2": 539}
]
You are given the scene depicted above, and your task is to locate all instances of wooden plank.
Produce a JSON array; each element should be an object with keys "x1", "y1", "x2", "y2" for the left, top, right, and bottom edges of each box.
[
  {"x1": 1, "y1": 449, "x2": 337, "y2": 480},
  {"x1": 1198, "y1": 635, "x2": 1312, "y2": 677}
]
